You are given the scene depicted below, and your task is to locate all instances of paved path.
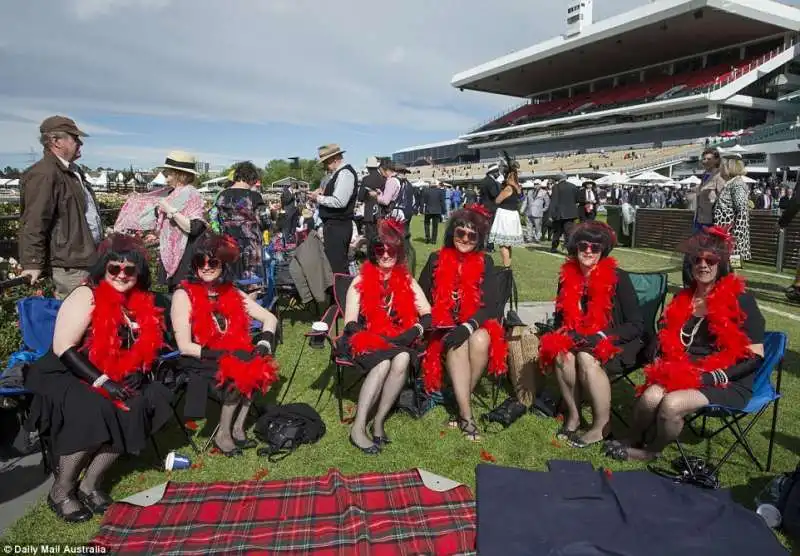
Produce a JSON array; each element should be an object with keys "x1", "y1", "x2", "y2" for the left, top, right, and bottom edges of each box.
[{"x1": 0, "y1": 447, "x2": 51, "y2": 536}]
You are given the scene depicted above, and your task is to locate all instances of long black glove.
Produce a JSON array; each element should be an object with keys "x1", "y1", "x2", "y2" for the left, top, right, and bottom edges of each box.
[
  {"x1": 443, "y1": 324, "x2": 472, "y2": 351},
  {"x1": 60, "y1": 347, "x2": 131, "y2": 401},
  {"x1": 386, "y1": 326, "x2": 422, "y2": 347},
  {"x1": 200, "y1": 348, "x2": 226, "y2": 361},
  {"x1": 419, "y1": 314, "x2": 432, "y2": 331},
  {"x1": 336, "y1": 322, "x2": 364, "y2": 357},
  {"x1": 252, "y1": 330, "x2": 275, "y2": 357}
]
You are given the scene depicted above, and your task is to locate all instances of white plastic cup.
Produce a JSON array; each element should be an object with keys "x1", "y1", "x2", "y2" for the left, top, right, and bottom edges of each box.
[
  {"x1": 165, "y1": 451, "x2": 191, "y2": 471},
  {"x1": 311, "y1": 321, "x2": 329, "y2": 333},
  {"x1": 756, "y1": 503, "x2": 782, "y2": 529}
]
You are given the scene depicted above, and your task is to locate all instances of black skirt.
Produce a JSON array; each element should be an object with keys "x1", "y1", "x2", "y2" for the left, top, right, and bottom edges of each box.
[
  {"x1": 176, "y1": 356, "x2": 224, "y2": 420},
  {"x1": 698, "y1": 373, "x2": 754, "y2": 410},
  {"x1": 24, "y1": 351, "x2": 173, "y2": 457}
]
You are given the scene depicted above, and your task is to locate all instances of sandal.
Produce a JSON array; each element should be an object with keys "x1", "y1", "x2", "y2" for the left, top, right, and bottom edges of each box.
[
  {"x1": 555, "y1": 425, "x2": 579, "y2": 442},
  {"x1": 447, "y1": 415, "x2": 460, "y2": 429},
  {"x1": 459, "y1": 418, "x2": 481, "y2": 443},
  {"x1": 568, "y1": 434, "x2": 610, "y2": 449},
  {"x1": 605, "y1": 444, "x2": 630, "y2": 461}
]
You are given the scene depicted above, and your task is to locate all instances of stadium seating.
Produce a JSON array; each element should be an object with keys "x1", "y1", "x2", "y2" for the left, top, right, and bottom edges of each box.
[
  {"x1": 408, "y1": 144, "x2": 698, "y2": 182},
  {"x1": 474, "y1": 55, "x2": 762, "y2": 132}
]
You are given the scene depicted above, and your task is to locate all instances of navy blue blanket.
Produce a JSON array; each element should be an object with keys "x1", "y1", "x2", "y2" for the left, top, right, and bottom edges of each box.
[{"x1": 476, "y1": 461, "x2": 786, "y2": 555}]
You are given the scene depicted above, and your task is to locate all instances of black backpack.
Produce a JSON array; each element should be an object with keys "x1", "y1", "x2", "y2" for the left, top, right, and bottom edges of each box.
[
  {"x1": 255, "y1": 403, "x2": 326, "y2": 461},
  {"x1": 386, "y1": 177, "x2": 415, "y2": 222}
]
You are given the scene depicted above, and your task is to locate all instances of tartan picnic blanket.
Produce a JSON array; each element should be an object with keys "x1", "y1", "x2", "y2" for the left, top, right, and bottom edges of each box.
[{"x1": 92, "y1": 468, "x2": 476, "y2": 555}]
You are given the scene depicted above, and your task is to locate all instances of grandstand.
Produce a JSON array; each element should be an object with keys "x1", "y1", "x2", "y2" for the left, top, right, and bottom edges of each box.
[{"x1": 394, "y1": 0, "x2": 800, "y2": 180}]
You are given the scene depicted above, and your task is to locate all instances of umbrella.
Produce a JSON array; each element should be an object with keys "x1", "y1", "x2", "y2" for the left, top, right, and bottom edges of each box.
[
  {"x1": 595, "y1": 173, "x2": 629, "y2": 185},
  {"x1": 724, "y1": 144, "x2": 748, "y2": 154},
  {"x1": 629, "y1": 170, "x2": 672, "y2": 183},
  {"x1": 679, "y1": 175, "x2": 702, "y2": 185}
]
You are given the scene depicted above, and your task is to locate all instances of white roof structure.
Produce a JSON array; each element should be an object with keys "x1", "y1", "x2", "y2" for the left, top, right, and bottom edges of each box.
[
  {"x1": 595, "y1": 173, "x2": 629, "y2": 185},
  {"x1": 452, "y1": 0, "x2": 800, "y2": 97},
  {"x1": 393, "y1": 139, "x2": 466, "y2": 154},
  {"x1": 679, "y1": 175, "x2": 703, "y2": 185},
  {"x1": 151, "y1": 172, "x2": 167, "y2": 186},
  {"x1": 629, "y1": 170, "x2": 672, "y2": 183}
]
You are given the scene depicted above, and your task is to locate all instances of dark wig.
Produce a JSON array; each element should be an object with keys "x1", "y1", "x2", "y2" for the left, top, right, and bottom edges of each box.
[
  {"x1": 368, "y1": 218, "x2": 406, "y2": 265},
  {"x1": 88, "y1": 234, "x2": 151, "y2": 290},
  {"x1": 186, "y1": 232, "x2": 241, "y2": 284},
  {"x1": 567, "y1": 221, "x2": 617, "y2": 258},
  {"x1": 679, "y1": 226, "x2": 733, "y2": 285},
  {"x1": 443, "y1": 204, "x2": 492, "y2": 250},
  {"x1": 232, "y1": 161, "x2": 261, "y2": 185}
]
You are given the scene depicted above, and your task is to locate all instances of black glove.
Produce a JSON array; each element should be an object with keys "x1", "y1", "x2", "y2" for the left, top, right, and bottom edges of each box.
[
  {"x1": 419, "y1": 314, "x2": 432, "y2": 331},
  {"x1": 387, "y1": 326, "x2": 421, "y2": 347},
  {"x1": 123, "y1": 371, "x2": 144, "y2": 392},
  {"x1": 443, "y1": 324, "x2": 472, "y2": 351},
  {"x1": 581, "y1": 334, "x2": 603, "y2": 349},
  {"x1": 60, "y1": 347, "x2": 130, "y2": 401},
  {"x1": 565, "y1": 330, "x2": 585, "y2": 347},
  {"x1": 343, "y1": 321, "x2": 364, "y2": 336},
  {"x1": 200, "y1": 348, "x2": 225, "y2": 361},
  {"x1": 252, "y1": 331, "x2": 275, "y2": 356},
  {"x1": 233, "y1": 350, "x2": 255, "y2": 362}
]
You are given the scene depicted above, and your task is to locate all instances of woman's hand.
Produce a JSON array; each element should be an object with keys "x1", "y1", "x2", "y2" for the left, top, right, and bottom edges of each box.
[{"x1": 158, "y1": 199, "x2": 176, "y2": 215}]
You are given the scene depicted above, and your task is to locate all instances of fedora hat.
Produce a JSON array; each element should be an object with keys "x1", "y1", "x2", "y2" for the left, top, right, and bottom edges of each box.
[
  {"x1": 160, "y1": 150, "x2": 198, "y2": 175},
  {"x1": 366, "y1": 155, "x2": 380, "y2": 168},
  {"x1": 40, "y1": 115, "x2": 89, "y2": 137},
  {"x1": 318, "y1": 144, "x2": 345, "y2": 163}
]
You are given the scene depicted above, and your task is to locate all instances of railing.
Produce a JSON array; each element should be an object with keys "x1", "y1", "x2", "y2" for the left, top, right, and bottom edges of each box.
[{"x1": 623, "y1": 145, "x2": 699, "y2": 174}]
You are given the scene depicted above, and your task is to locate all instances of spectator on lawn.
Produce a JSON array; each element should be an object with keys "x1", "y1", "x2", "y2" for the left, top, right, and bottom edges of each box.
[
  {"x1": 713, "y1": 152, "x2": 751, "y2": 268},
  {"x1": 171, "y1": 233, "x2": 279, "y2": 457},
  {"x1": 418, "y1": 204, "x2": 508, "y2": 443},
  {"x1": 606, "y1": 227, "x2": 765, "y2": 462},
  {"x1": 25, "y1": 234, "x2": 173, "y2": 522},
  {"x1": 338, "y1": 219, "x2": 431, "y2": 453},
  {"x1": 488, "y1": 154, "x2": 524, "y2": 268},
  {"x1": 539, "y1": 222, "x2": 644, "y2": 448},
  {"x1": 19, "y1": 116, "x2": 101, "y2": 298}
]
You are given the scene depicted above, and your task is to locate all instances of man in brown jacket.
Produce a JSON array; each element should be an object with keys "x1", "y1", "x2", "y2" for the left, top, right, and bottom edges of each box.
[
  {"x1": 19, "y1": 116, "x2": 103, "y2": 298},
  {"x1": 694, "y1": 147, "x2": 725, "y2": 232}
]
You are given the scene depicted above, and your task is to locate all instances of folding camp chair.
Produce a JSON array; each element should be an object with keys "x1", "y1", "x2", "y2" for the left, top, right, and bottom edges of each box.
[
  {"x1": 674, "y1": 331, "x2": 785, "y2": 476},
  {"x1": 610, "y1": 271, "x2": 668, "y2": 426}
]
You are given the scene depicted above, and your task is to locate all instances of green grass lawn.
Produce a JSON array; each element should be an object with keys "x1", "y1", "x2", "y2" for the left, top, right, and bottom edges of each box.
[{"x1": 4, "y1": 219, "x2": 800, "y2": 548}]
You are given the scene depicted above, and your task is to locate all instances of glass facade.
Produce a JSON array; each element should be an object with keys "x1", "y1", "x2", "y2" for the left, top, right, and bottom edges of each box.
[{"x1": 392, "y1": 142, "x2": 477, "y2": 166}]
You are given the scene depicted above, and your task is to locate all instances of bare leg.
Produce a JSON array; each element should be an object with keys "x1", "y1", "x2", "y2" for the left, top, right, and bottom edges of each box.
[
  {"x1": 627, "y1": 389, "x2": 710, "y2": 461},
  {"x1": 499, "y1": 246, "x2": 511, "y2": 267},
  {"x1": 626, "y1": 385, "x2": 666, "y2": 447},
  {"x1": 554, "y1": 352, "x2": 580, "y2": 431},
  {"x1": 468, "y1": 329, "x2": 490, "y2": 391},
  {"x1": 350, "y1": 360, "x2": 391, "y2": 449},
  {"x1": 372, "y1": 352, "x2": 411, "y2": 439},
  {"x1": 575, "y1": 352, "x2": 611, "y2": 444},
  {"x1": 446, "y1": 341, "x2": 473, "y2": 422}
]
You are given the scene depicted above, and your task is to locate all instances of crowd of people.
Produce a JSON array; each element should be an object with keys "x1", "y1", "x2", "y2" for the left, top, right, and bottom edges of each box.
[{"x1": 10, "y1": 115, "x2": 776, "y2": 524}]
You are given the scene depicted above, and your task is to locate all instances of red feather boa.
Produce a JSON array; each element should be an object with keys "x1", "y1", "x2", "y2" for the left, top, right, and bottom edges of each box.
[
  {"x1": 84, "y1": 281, "x2": 164, "y2": 382},
  {"x1": 350, "y1": 262, "x2": 418, "y2": 356},
  {"x1": 422, "y1": 248, "x2": 507, "y2": 393},
  {"x1": 539, "y1": 257, "x2": 621, "y2": 369},
  {"x1": 641, "y1": 274, "x2": 752, "y2": 393},
  {"x1": 182, "y1": 281, "x2": 278, "y2": 397}
]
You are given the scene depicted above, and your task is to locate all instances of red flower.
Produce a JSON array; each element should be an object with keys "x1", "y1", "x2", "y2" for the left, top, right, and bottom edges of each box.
[
  {"x1": 252, "y1": 468, "x2": 270, "y2": 480},
  {"x1": 480, "y1": 450, "x2": 497, "y2": 463}
]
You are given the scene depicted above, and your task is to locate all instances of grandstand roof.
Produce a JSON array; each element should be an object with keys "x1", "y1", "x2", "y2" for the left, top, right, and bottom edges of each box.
[
  {"x1": 452, "y1": 0, "x2": 800, "y2": 97},
  {"x1": 392, "y1": 139, "x2": 466, "y2": 153}
]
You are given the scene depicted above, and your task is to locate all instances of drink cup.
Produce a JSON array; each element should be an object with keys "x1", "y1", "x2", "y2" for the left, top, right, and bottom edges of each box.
[{"x1": 165, "y1": 451, "x2": 191, "y2": 471}]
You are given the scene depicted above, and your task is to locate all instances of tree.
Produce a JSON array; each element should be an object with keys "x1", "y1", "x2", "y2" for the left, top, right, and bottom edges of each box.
[{"x1": 1, "y1": 166, "x2": 21, "y2": 179}]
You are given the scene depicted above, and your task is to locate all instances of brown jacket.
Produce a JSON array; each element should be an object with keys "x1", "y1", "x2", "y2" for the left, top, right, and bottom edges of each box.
[
  {"x1": 19, "y1": 151, "x2": 101, "y2": 270},
  {"x1": 695, "y1": 170, "x2": 725, "y2": 225}
]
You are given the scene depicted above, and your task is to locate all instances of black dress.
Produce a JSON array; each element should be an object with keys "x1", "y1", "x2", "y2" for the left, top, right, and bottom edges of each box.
[
  {"x1": 24, "y1": 321, "x2": 173, "y2": 457},
  {"x1": 688, "y1": 292, "x2": 765, "y2": 409},
  {"x1": 553, "y1": 268, "x2": 645, "y2": 376},
  {"x1": 177, "y1": 311, "x2": 228, "y2": 420}
]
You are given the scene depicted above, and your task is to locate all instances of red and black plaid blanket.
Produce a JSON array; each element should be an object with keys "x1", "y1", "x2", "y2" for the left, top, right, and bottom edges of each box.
[{"x1": 92, "y1": 469, "x2": 476, "y2": 555}]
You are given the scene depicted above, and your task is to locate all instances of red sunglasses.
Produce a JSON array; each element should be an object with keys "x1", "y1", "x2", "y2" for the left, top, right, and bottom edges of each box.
[
  {"x1": 106, "y1": 263, "x2": 137, "y2": 278},
  {"x1": 577, "y1": 241, "x2": 602, "y2": 254},
  {"x1": 373, "y1": 245, "x2": 397, "y2": 259},
  {"x1": 455, "y1": 227, "x2": 478, "y2": 242},
  {"x1": 193, "y1": 255, "x2": 222, "y2": 270}
]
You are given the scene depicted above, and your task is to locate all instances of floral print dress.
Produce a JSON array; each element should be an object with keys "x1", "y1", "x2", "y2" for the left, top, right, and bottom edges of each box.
[{"x1": 214, "y1": 188, "x2": 266, "y2": 281}]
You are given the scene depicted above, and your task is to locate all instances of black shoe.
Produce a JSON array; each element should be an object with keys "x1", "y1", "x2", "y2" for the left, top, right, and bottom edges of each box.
[
  {"x1": 349, "y1": 436, "x2": 380, "y2": 455},
  {"x1": 482, "y1": 397, "x2": 527, "y2": 428},
  {"x1": 77, "y1": 489, "x2": 114, "y2": 515},
  {"x1": 48, "y1": 495, "x2": 93, "y2": 523},
  {"x1": 370, "y1": 426, "x2": 392, "y2": 447},
  {"x1": 233, "y1": 436, "x2": 258, "y2": 449},
  {"x1": 212, "y1": 439, "x2": 244, "y2": 458}
]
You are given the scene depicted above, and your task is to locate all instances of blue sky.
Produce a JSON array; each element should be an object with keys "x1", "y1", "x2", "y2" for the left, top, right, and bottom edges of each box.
[{"x1": 1, "y1": 0, "x2": 789, "y2": 171}]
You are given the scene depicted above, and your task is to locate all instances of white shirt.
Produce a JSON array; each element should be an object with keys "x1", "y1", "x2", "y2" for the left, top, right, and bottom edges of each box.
[{"x1": 317, "y1": 161, "x2": 356, "y2": 209}]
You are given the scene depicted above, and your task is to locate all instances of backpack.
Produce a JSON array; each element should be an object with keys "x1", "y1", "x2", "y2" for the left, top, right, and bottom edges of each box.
[
  {"x1": 254, "y1": 403, "x2": 326, "y2": 461},
  {"x1": 387, "y1": 178, "x2": 415, "y2": 222}
]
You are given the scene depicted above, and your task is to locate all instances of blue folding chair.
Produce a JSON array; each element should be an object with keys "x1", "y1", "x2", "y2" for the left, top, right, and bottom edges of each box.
[{"x1": 676, "y1": 331, "x2": 786, "y2": 475}]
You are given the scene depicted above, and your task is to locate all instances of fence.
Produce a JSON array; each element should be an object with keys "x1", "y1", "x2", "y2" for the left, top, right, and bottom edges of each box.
[{"x1": 632, "y1": 208, "x2": 795, "y2": 271}]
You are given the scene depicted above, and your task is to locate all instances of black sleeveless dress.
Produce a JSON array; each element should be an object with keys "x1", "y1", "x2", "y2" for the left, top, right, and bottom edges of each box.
[{"x1": 25, "y1": 318, "x2": 173, "y2": 457}]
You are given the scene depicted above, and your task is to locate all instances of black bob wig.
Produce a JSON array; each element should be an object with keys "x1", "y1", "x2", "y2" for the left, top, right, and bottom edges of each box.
[
  {"x1": 88, "y1": 234, "x2": 152, "y2": 290},
  {"x1": 185, "y1": 232, "x2": 241, "y2": 284},
  {"x1": 443, "y1": 205, "x2": 492, "y2": 250},
  {"x1": 566, "y1": 221, "x2": 617, "y2": 258}
]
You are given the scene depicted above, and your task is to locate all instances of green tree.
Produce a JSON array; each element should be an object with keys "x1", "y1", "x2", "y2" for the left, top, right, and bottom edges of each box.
[
  {"x1": 1, "y1": 166, "x2": 21, "y2": 178},
  {"x1": 260, "y1": 158, "x2": 326, "y2": 190}
]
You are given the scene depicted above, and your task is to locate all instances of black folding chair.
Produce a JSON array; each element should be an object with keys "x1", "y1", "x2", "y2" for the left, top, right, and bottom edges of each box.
[{"x1": 610, "y1": 271, "x2": 668, "y2": 426}]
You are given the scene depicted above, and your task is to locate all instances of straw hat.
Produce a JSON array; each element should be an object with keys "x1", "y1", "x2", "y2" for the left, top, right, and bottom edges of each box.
[
  {"x1": 318, "y1": 144, "x2": 345, "y2": 163},
  {"x1": 160, "y1": 150, "x2": 198, "y2": 175},
  {"x1": 366, "y1": 156, "x2": 380, "y2": 168}
]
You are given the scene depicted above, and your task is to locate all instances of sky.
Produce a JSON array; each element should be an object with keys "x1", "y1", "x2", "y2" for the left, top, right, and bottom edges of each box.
[{"x1": 0, "y1": 0, "x2": 764, "y2": 171}]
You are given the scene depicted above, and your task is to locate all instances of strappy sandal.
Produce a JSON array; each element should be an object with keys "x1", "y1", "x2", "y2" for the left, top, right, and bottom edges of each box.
[
  {"x1": 555, "y1": 425, "x2": 579, "y2": 442},
  {"x1": 605, "y1": 444, "x2": 630, "y2": 461},
  {"x1": 447, "y1": 415, "x2": 460, "y2": 429},
  {"x1": 459, "y1": 418, "x2": 481, "y2": 443}
]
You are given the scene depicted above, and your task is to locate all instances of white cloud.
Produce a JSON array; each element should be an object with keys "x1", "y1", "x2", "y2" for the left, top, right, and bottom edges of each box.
[{"x1": 0, "y1": 0, "x2": 687, "y2": 166}]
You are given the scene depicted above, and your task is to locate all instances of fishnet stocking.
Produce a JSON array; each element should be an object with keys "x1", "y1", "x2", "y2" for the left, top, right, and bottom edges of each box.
[
  {"x1": 372, "y1": 353, "x2": 410, "y2": 439},
  {"x1": 351, "y1": 361, "x2": 391, "y2": 449},
  {"x1": 50, "y1": 450, "x2": 91, "y2": 513},
  {"x1": 79, "y1": 446, "x2": 121, "y2": 494}
]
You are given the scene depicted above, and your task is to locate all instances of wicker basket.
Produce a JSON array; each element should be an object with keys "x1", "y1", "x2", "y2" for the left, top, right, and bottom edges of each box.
[{"x1": 507, "y1": 326, "x2": 541, "y2": 407}]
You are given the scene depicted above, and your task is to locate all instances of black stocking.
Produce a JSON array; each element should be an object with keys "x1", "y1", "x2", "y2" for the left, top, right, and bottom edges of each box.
[
  {"x1": 215, "y1": 388, "x2": 241, "y2": 452},
  {"x1": 50, "y1": 450, "x2": 91, "y2": 512},
  {"x1": 79, "y1": 446, "x2": 121, "y2": 495}
]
